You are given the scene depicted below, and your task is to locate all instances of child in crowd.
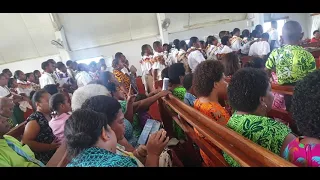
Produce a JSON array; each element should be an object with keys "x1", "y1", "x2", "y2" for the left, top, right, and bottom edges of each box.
[{"x1": 49, "y1": 93, "x2": 71, "y2": 144}]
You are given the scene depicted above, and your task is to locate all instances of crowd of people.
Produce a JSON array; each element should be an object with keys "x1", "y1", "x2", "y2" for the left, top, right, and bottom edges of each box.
[{"x1": 0, "y1": 19, "x2": 320, "y2": 167}]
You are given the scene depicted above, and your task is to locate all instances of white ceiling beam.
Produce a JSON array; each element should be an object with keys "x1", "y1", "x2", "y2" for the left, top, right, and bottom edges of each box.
[{"x1": 156, "y1": 13, "x2": 169, "y2": 44}]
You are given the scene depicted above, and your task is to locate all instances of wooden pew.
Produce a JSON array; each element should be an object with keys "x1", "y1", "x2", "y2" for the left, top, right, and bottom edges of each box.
[
  {"x1": 301, "y1": 42, "x2": 320, "y2": 48},
  {"x1": 46, "y1": 142, "x2": 68, "y2": 167},
  {"x1": 159, "y1": 94, "x2": 295, "y2": 167},
  {"x1": 5, "y1": 121, "x2": 27, "y2": 141},
  {"x1": 240, "y1": 56, "x2": 253, "y2": 67},
  {"x1": 317, "y1": 57, "x2": 320, "y2": 69},
  {"x1": 271, "y1": 84, "x2": 294, "y2": 95},
  {"x1": 136, "y1": 76, "x2": 146, "y2": 95}
]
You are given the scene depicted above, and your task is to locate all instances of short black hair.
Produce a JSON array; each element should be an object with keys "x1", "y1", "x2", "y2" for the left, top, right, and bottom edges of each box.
[
  {"x1": 153, "y1": 41, "x2": 162, "y2": 50},
  {"x1": 221, "y1": 53, "x2": 240, "y2": 76},
  {"x1": 261, "y1": 33, "x2": 269, "y2": 40},
  {"x1": 163, "y1": 43, "x2": 169, "y2": 48},
  {"x1": 189, "y1": 37, "x2": 199, "y2": 47},
  {"x1": 56, "y1": 62, "x2": 66, "y2": 70},
  {"x1": 47, "y1": 59, "x2": 56, "y2": 64},
  {"x1": 49, "y1": 93, "x2": 66, "y2": 112},
  {"x1": 168, "y1": 63, "x2": 185, "y2": 84},
  {"x1": 221, "y1": 36, "x2": 230, "y2": 45},
  {"x1": 183, "y1": 73, "x2": 193, "y2": 91},
  {"x1": 173, "y1": 39, "x2": 180, "y2": 49},
  {"x1": 105, "y1": 82, "x2": 117, "y2": 94},
  {"x1": 199, "y1": 40, "x2": 205, "y2": 46},
  {"x1": 233, "y1": 28, "x2": 240, "y2": 34},
  {"x1": 242, "y1": 29, "x2": 250, "y2": 38},
  {"x1": 206, "y1": 35, "x2": 218, "y2": 46},
  {"x1": 64, "y1": 109, "x2": 109, "y2": 157},
  {"x1": 81, "y1": 95, "x2": 121, "y2": 126},
  {"x1": 193, "y1": 60, "x2": 224, "y2": 97},
  {"x1": 313, "y1": 30, "x2": 319, "y2": 35},
  {"x1": 13, "y1": 70, "x2": 23, "y2": 79},
  {"x1": 32, "y1": 90, "x2": 48, "y2": 110},
  {"x1": 25, "y1": 73, "x2": 33, "y2": 80},
  {"x1": 227, "y1": 68, "x2": 269, "y2": 112},
  {"x1": 219, "y1": 31, "x2": 227, "y2": 39},
  {"x1": 115, "y1": 52, "x2": 123, "y2": 60},
  {"x1": 33, "y1": 70, "x2": 40, "y2": 75},
  {"x1": 161, "y1": 67, "x2": 169, "y2": 79},
  {"x1": 141, "y1": 44, "x2": 150, "y2": 56},
  {"x1": 2, "y1": 69, "x2": 10, "y2": 74},
  {"x1": 29, "y1": 90, "x2": 36, "y2": 100},
  {"x1": 292, "y1": 70, "x2": 320, "y2": 138},
  {"x1": 251, "y1": 30, "x2": 258, "y2": 38},
  {"x1": 7, "y1": 78, "x2": 16, "y2": 88},
  {"x1": 89, "y1": 61, "x2": 97, "y2": 67},
  {"x1": 43, "y1": 84, "x2": 58, "y2": 95},
  {"x1": 41, "y1": 61, "x2": 50, "y2": 71},
  {"x1": 66, "y1": 60, "x2": 73, "y2": 67},
  {"x1": 244, "y1": 57, "x2": 264, "y2": 69},
  {"x1": 179, "y1": 40, "x2": 187, "y2": 51},
  {"x1": 112, "y1": 58, "x2": 120, "y2": 69}
]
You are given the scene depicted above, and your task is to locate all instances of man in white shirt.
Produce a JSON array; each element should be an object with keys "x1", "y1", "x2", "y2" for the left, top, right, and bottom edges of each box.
[
  {"x1": 187, "y1": 37, "x2": 205, "y2": 73},
  {"x1": 39, "y1": 61, "x2": 56, "y2": 89},
  {"x1": 268, "y1": 20, "x2": 280, "y2": 51},
  {"x1": 230, "y1": 28, "x2": 242, "y2": 52},
  {"x1": 249, "y1": 33, "x2": 271, "y2": 59}
]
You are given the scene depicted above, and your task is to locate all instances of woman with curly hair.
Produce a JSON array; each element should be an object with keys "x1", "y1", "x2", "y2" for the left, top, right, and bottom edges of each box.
[
  {"x1": 193, "y1": 60, "x2": 230, "y2": 167},
  {"x1": 224, "y1": 68, "x2": 295, "y2": 167},
  {"x1": 282, "y1": 70, "x2": 320, "y2": 167}
]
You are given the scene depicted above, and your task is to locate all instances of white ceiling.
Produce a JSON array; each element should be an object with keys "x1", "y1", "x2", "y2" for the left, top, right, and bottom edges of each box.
[
  {"x1": 58, "y1": 13, "x2": 159, "y2": 51},
  {"x1": 0, "y1": 13, "x2": 248, "y2": 65},
  {"x1": 165, "y1": 13, "x2": 247, "y2": 34},
  {"x1": 0, "y1": 13, "x2": 58, "y2": 65}
]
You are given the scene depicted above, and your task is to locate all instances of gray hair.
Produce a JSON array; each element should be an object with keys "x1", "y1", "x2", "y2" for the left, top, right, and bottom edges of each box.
[{"x1": 71, "y1": 84, "x2": 111, "y2": 111}]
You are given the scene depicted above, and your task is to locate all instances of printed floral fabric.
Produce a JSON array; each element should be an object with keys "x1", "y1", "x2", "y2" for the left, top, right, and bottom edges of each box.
[
  {"x1": 265, "y1": 45, "x2": 316, "y2": 85},
  {"x1": 223, "y1": 113, "x2": 291, "y2": 167},
  {"x1": 282, "y1": 137, "x2": 320, "y2": 167}
]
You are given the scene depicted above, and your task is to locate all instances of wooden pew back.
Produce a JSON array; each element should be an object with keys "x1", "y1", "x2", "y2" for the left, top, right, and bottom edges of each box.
[
  {"x1": 5, "y1": 121, "x2": 27, "y2": 140},
  {"x1": 159, "y1": 94, "x2": 295, "y2": 167}
]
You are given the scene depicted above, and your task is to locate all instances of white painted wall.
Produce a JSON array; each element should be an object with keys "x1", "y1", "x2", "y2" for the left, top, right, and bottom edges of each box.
[
  {"x1": 0, "y1": 54, "x2": 61, "y2": 73},
  {"x1": 168, "y1": 19, "x2": 249, "y2": 41},
  {"x1": 70, "y1": 36, "x2": 160, "y2": 76}
]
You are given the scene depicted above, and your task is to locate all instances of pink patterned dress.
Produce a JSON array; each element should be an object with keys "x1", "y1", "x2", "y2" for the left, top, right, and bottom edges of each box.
[
  {"x1": 271, "y1": 72, "x2": 286, "y2": 110},
  {"x1": 282, "y1": 137, "x2": 320, "y2": 167}
]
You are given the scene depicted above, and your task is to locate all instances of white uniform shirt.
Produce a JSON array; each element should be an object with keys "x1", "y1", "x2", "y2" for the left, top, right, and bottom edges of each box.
[
  {"x1": 219, "y1": 45, "x2": 233, "y2": 54},
  {"x1": 268, "y1": 28, "x2": 280, "y2": 49},
  {"x1": 16, "y1": 80, "x2": 33, "y2": 97},
  {"x1": 248, "y1": 41, "x2": 270, "y2": 57},
  {"x1": 152, "y1": 52, "x2": 166, "y2": 80},
  {"x1": 0, "y1": 86, "x2": 10, "y2": 97},
  {"x1": 187, "y1": 49, "x2": 205, "y2": 73},
  {"x1": 230, "y1": 36, "x2": 242, "y2": 51},
  {"x1": 39, "y1": 72, "x2": 56, "y2": 89},
  {"x1": 75, "y1": 71, "x2": 93, "y2": 88},
  {"x1": 141, "y1": 55, "x2": 153, "y2": 76}
]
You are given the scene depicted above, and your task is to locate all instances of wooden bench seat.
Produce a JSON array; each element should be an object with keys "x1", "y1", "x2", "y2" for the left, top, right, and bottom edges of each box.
[
  {"x1": 5, "y1": 121, "x2": 27, "y2": 141},
  {"x1": 159, "y1": 94, "x2": 296, "y2": 167}
]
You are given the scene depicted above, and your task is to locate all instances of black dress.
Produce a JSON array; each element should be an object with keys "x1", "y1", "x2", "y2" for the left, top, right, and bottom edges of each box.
[{"x1": 26, "y1": 111, "x2": 56, "y2": 164}]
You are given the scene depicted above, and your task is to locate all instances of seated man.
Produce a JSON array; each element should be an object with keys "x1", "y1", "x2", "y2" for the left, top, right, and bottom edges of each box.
[
  {"x1": 0, "y1": 97, "x2": 43, "y2": 167},
  {"x1": 249, "y1": 33, "x2": 270, "y2": 59}
]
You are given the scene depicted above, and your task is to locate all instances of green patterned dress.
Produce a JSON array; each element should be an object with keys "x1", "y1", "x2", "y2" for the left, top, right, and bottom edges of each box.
[
  {"x1": 265, "y1": 45, "x2": 316, "y2": 85},
  {"x1": 223, "y1": 113, "x2": 291, "y2": 167},
  {"x1": 172, "y1": 86, "x2": 187, "y2": 140}
]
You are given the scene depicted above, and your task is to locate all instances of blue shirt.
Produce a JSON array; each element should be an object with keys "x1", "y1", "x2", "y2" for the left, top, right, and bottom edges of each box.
[
  {"x1": 184, "y1": 92, "x2": 196, "y2": 107},
  {"x1": 67, "y1": 147, "x2": 138, "y2": 167}
]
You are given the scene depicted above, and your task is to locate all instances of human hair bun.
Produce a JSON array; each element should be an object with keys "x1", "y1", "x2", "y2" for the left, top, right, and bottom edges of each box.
[{"x1": 66, "y1": 132, "x2": 93, "y2": 149}]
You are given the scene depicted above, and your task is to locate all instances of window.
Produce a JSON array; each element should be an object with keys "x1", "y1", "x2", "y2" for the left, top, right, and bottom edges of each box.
[
  {"x1": 76, "y1": 56, "x2": 103, "y2": 65},
  {"x1": 263, "y1": 19, "x2": 286, "y2": 39}
]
